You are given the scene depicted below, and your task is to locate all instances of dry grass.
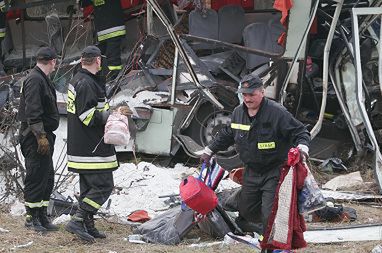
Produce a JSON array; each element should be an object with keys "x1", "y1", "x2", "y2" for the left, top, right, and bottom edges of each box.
[{"x1": 0, "y1": 211, "x2": 381, "y2": 253}]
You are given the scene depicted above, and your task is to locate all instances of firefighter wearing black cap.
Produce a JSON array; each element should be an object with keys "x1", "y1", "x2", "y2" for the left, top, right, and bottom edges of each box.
[
  {"x1": 201, "y1": 74, "x2": 310, "y2": 251},
  {"x1": 65, "y1": 45, "x2": 130, "y2": 242},
  {"x1": 80, "y1": 0, "x2": 125, "y2": 79},
  {"x1": 18, "y1": 47, "x2": 59, "y2": 232}
]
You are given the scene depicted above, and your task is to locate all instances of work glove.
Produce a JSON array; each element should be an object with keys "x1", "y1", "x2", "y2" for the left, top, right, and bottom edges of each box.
[
  {"x1": 117, "y1": 105, "x2": 133, "y2": 116},
  {"x1": 200, "y1": 147, "x2": 213, "y2": 167},
  {"x1": 37, "y1": 134, "x2": 50, "y2": 155},
  {"x1": 297, "y1": 144, "x2": 309, "y2": 163}
]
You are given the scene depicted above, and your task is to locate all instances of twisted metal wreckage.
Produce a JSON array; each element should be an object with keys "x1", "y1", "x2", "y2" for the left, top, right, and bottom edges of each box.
[{"x1": 0, "y1": 0, "x2": 381, "y2": 201}]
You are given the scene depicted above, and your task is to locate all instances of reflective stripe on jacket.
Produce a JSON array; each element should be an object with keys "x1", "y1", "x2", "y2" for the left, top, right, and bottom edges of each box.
[{"x1": 208, "y1": 98, "x2": 310, "y2": 173}]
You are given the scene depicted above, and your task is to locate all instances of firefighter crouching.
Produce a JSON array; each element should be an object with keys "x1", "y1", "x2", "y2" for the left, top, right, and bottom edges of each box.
[
  {"x1": 65, "y1": 45, "x2": 131, "y2": 242},
  {"x1": 18, "y1": 47, "x2": 59, "y2": 232},
  {"x1": 200, "y1": 74, "x2": 310, "y2": 252}
]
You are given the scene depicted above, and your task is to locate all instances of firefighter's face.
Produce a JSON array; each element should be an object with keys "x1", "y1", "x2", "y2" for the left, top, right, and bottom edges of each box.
[
  {"x1": 242, "y1": 87, "x2": 264, "y2": 111},
  {"x1": 49, "y1": 58, "x2": 57, "y2": 72},
  {"x1": 96, "y1": 56, "x2": 102, "y2": 71}
]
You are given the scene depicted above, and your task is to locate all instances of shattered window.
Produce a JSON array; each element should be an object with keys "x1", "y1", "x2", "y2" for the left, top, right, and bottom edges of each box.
[{"x1": 24, "y1": 0, "x2": 78, "y2": 18}]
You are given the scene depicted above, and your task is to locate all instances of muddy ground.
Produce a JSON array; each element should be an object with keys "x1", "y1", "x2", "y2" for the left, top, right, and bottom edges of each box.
[{"x1": 0, "y1": 201, "x2": 381, "y2": 253}]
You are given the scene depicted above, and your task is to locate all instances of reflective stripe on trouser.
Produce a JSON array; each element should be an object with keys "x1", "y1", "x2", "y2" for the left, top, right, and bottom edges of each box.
[
  {"x1": 67, "y1": 154, "x2": 118, "y2": 170},
  {"x1": 79, "y1": 172, "x2": 114, "y2": 214},
  {"x1": 25, "y1": 200, "x2": 49, "y2": 208},
  {"x1": 0, "y1": 29, "x2": 5, "y2": 38},
  {"x1": 98, "y1": 36, "x2": 122, "y2": 76},
  {"x1": 97, "y1": 25, "x2": 126, "y2": 42},
  {"x1": 21, "y1": 132, "x2": 55, "y2": 208}
]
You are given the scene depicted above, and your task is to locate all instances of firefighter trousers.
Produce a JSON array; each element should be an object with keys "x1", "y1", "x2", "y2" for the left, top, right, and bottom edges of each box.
[
  {"x1": 21, "y1": 132, "x2": 55, "y2": 209},
  {"x1": 238, "y1": 166, "x2": 280, "y2": 235},
  {"x1": 99, "y1": 36, "x2": 122, "y2": 73},
  {"x1": 79, "y1": 172, "x2": 114, "y2": 214}
]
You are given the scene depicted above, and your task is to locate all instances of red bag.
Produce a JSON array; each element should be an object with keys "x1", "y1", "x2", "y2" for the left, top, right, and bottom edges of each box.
[{"x1": 179, "y1": 165, "x2": 218, "y2": 215}]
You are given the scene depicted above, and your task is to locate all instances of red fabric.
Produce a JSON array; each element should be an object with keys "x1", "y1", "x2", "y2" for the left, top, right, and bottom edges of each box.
[
  {"x1": 229, "y1": 167, "x2": 244, "y2": 185},
  {"x1": 261, "y1": 148, "x2": 307, "y2": 250},
  {"x1": 82, "y1": 5, "x2": 94, "y2": 18},
  {"x1": 211, "y1": 0, "x2": 254, "y2": 11},
  {"x1": 310, "y1": 16, "x2": 318, "y2": 34},
  {"x1": 6, "y1": 10, "x2": 21, "y2": 20},
  {"x1": 273, "y1": 0, "x2": 293, "y2": 25},
  {"x1": 120, "y1": 0, "x2": 144, "y2": 9},
  {"x1": 273, "y1": 0, "x2": 293, "y2": 47},
  {"x1": 127, "y1": 210, "x2": 151, "y2": 222}
]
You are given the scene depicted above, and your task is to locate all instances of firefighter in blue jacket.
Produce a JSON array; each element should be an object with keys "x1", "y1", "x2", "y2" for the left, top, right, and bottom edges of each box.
[
  {"x1": 201, "y1": 74, "x2": 310, "y2": 249},
  {"x1": 80, "y1": 0, "x2": 125, "y2": 79},
  {"x1": 65, "y1": 45, "x2": 130, "y2": 242},
  {"x1": 18, "y1": 47, "x2": 59, "y2": 232}
]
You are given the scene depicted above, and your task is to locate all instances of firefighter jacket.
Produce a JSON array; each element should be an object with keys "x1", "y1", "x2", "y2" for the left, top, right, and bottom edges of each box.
[
  {"x1": 208, "y1": 98, "x2": 310, "y2": 173},
  {"x1": 18, "y1": 66, "x2": 59, "y2": 135},
  {"x1": 66, "y1": 68, "x2": 118, "y2": 173},
  {"x1": 0, "y1": 1, "x2": 7, "y2": 39},
  {"x1": 80, "y1": 0, "x2": 126, "y2": 42}
]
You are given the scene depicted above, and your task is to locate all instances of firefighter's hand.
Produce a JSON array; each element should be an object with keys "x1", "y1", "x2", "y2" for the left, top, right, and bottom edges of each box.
[
  {"x1": 37, "y1": 134, "x2": 50, "y2": 155},
  {"x1": 297, "y1": 144, "x2": 309, "y2": 162},
  {"x1": 200, "y1": 147, "x2": 213, "y2": 166},
  {"x1": 117, "y1": 106, "x2": 133, "y2": 116}
]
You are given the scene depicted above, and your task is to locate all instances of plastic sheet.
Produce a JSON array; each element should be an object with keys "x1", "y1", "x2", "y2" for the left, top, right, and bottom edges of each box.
[{"x1": 298, "y1": 167, "x2": 326, "y2": 214}]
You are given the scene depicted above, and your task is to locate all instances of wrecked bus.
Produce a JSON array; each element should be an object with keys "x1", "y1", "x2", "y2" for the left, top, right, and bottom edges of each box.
[{"x1": 0, "y1": 0, "x2": 381, "y2": 192}]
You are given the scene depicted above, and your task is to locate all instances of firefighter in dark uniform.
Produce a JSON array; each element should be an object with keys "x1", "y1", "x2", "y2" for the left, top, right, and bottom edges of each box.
[
  {"x1": 80, "y1": 0, "x2": 125, "y2": 79},
  {"x1": 0, "y1": 0, "x2": 9, "y2": 75},
  {"x1": 201, "y1": 74, "x2": 310, "y2": 252},
  {"x1": 18, "y1": 47, "x2": 59, "y2": 232},
  {"x1": 65, "y1": 45, "x2": 130, "y2": 242}
]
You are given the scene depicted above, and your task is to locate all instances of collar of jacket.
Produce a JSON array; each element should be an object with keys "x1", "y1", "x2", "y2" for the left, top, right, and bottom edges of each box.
[
  {"x1": 78, "y1": 68, "x2": 104, "y2": 84},
  {"x1": 34, "y1": 66, "x2": 54, "y2": 89}
]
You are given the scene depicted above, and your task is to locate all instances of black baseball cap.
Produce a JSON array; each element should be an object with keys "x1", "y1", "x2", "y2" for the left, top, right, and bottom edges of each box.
[
  {"x1": 237, "y1": 74, "x2": 263, "y2": 94},
  {"x1": 81, "y1": 45, "x2": 106, "y2": 58},
  {"x1": 36, "y1": 47, "x2": 57, "y2": 61}
]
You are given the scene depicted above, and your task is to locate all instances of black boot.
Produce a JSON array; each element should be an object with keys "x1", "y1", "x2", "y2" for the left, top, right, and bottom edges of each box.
[
  {"x1": 65, "y1": 208, "x2": 95, "y2": 242},
  {"x1": 84, "y1": 213, "x2": 106, "y2": 239},
  {"x1": 25, "y1": 207, "x2": 47, "y2": 232},
  {"x1": 39, "y1": 207, "x2": 59, "y2": 231}
]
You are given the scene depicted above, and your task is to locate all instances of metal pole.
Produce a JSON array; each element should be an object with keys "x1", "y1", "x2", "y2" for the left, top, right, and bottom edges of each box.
[
  {"x1": 310, "y1": 0, "x2": 344, "y2": 139},
  {"x1": 147, "y1": 3, "x2": 154, "y2": 36},
  {"x1": 171, "y1": 47, "x2": 179, "y2": 105},
  {"x1": 352, "y1": 7, "x2": 382, "y2": 193},
  {"x1": 379, "y1": 16, "x2": 382, "y2": 96}
]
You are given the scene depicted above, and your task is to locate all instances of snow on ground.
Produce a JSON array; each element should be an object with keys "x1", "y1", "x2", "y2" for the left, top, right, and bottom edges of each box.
[
  {"x1": 2, "y1": 160, "x2": 239, "y2": 220},
  {"x1": 1, "y1": 117, "x2": 239, "y2": 220}
]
